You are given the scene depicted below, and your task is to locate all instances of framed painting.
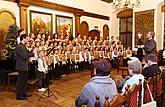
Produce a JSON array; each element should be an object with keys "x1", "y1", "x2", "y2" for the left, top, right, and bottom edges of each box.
[
  {"x1": 30, "y1": 10, "x2": 53, "y2": 35},
  {"x1": 56, "y1": 15, "x2": 73, "y2": 39}
]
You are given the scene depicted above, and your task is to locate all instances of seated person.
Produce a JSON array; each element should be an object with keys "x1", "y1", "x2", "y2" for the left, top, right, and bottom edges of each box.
[
  {"x1": 112, "y1": 75, "x2": 124, "y2": 94},
  {"x1": 142, "y1": 54, "x2": 161, "y2": 79},
  {"x1": 163, "y1": 49, "x2": 165, "y2": 65},
  {"x1": 122, "y1": 57, "x2": 144, "y2": 94},
  {"x1": 75, "y1": 59, "x2": 117, "y2": 107}
]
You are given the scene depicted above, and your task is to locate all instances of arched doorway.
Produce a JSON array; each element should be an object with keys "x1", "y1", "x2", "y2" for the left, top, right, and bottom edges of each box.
[
  {"x1": 117, "y1": 9, "x2": 133, "y2": 48},
  {"x1": 80, "y1": 21, "x2": 89, "y2": 38},
  {"x1": 0, "y1": 9, "x2": 16, "y2": 58},
  {"x1": 88, "y1": 29, "x2": 100, "y2": 40},
  {"x1": 103, "y1": 24, "x2": 109, "y2": 40}
]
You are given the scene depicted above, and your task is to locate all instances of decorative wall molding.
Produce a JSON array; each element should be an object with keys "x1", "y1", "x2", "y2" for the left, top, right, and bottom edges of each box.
[
  {"x1": 29, "y1": 0, "x2": 84, "y2": 15},
  {"x1": 117, "y1": 9, "x2": 133, "y2": 18},
  {"x1": 3, "y1": 0, "x2": 17, "y2": 2},
  {"x1": 18, "y1": 1, "x2": 29, "y2": 33},
  {"x1": 75, "y1": 14, "x2": 82, "y2": 35},
  {"x1": 161, "y1": 4, "x2": 165, "y2": 12},
  {"x1": 31, "y1": 0, "x2": 109, "y2": 20},
  {"x1": 4, "y1": 0, "x2": 110, "y2": 35},
  {"x1": 12, "y1": 0, "x2": 109, "y2": 20},
  {"x1": 0, "y1": 9, "x2": 16, "y2": 21},
  {"x1": 83, "y1": 11, "x2": 109, "y2": 20}
]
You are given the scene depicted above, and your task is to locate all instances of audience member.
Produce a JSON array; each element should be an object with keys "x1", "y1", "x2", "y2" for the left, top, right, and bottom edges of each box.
[
  {"x1": 112, "y1": 75, "x2": 124, "y2": 94},
  {"x1": 122, "y1": 57, "x2": 144, "y2": 93},
  {"x1": 142, "y1": 54, "x2": 161, "y2": 79},
  {"x1": 163, "y1": 49, "x2": 165, "y2": 65},
  {"x1": 75, "y1": 59, "x2": 117, "y2": 107}
]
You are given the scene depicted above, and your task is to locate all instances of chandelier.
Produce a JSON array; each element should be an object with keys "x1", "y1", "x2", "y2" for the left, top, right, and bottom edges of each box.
[{"x1": 112, "y1": 0, "x2": 141, "y2": 9}]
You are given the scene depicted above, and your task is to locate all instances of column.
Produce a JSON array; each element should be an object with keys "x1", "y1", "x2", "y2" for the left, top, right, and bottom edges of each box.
[
  {"x1": 18, "y1": 0, "x2": 30, "y2": 34},
  {"x1": 74, "y1": 14, "x2": 81, "y2": 36}
]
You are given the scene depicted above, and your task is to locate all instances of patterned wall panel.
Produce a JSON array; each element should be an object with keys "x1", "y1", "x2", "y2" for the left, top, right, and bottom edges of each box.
[{"x1": 135, "y1": 9, "x2": 154, "y2": 46}]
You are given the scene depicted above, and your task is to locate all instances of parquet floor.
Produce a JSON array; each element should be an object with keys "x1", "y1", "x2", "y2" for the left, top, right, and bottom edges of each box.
[{"x1": 0, "y1": 69, "x2": 118, "y2": 107}]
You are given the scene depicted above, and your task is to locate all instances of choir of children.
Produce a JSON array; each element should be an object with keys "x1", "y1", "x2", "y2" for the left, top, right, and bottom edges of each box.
[{"x1": 26, "y1": 33, "x2": 132, "y2": 91}]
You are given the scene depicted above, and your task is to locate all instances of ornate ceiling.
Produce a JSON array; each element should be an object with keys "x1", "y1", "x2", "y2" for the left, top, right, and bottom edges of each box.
[{"x1": 100, "y1": 0, "x2": 113, "y2": 3}]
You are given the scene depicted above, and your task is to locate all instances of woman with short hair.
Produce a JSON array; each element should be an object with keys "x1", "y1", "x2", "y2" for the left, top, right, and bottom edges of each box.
[{"x1": 122, "y1": 57, "x2": 144, "y2": 94}]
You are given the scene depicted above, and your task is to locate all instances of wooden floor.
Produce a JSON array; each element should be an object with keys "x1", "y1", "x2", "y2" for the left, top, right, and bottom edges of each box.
[{"x1": 0, "y1": 69, "x2": 118, "y2": 107}]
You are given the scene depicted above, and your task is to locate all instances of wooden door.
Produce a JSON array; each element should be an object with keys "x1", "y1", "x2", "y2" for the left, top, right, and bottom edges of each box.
[
  {"x1": 80, "y1": 21, "x2": 89, "y2": 38},
  {"x1": 88, "y1": 30, "x2": 100, "y2": 40},
  {"x1": 103, "y1": 24, "x2": 109, "y2": 40}
]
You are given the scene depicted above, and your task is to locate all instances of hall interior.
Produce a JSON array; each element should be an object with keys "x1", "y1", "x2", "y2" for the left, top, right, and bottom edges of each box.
[{"x1": 0, "y1": 0, "x2": 165, "y2": 107}]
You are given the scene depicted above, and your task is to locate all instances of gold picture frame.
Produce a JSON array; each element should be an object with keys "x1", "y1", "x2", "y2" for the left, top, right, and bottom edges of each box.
[
  {"x1": 56, "y1": 15, "x2": 73, "y2": 39},
  {"x1": 30, "y1": 10, "x2": 53, "y2": 35}
]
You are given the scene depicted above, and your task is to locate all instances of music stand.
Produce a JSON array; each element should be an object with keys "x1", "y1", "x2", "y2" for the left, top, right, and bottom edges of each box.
[{"x1": 38, "y1": 66, "x2": 57, "y2": 100}]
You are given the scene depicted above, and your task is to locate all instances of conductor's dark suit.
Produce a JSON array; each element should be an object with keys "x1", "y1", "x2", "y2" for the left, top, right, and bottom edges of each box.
[{"x1": 15, "y1": 42, "x2": 34, "y2": 98}]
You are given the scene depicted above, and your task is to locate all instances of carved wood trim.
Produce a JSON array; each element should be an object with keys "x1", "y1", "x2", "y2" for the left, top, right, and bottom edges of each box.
[
  {"x1": 2, "y1": 0, "x2": 17, "y2": 2},
  {"x1": 4, "y1": 0, "x2": 110, "y2": 34},
  {"x1": 75, "y1": 14, "x2": 82, "y2": 35},
  {"x1": 161, "y1": 5, "x2": 165, "y2": 12},
  {"x1": 30, "y1": 0, "x2": 109, "y2": 20},
  {"x1": 83, "y1": 11, "x2": 109, "y2": 20},
  {"x1": 19, "y1": 5, "x2": 29, "y2": 34},
  {"x1": 29, "y1": 0, "x2": 84, "y2": 14},
  {"x1": 117, "y1": 9, "x2": 133, "y2": 18},
  {"x1": 9, "y1": 0, "x2": 109, "y2": 20}
]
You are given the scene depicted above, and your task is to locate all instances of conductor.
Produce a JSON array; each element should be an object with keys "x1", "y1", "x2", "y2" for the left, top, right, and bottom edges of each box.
[{"x1": 15, "y1": 34, "x2": 35, "y2": 100}]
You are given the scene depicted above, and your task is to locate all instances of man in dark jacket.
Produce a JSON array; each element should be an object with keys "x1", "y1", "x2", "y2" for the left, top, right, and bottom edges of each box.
[
  {"x1": 142, "y1": 54, "x2": 161, "y2": 79},
  {"x1": 15, "y1": 34, "x2": 34, "y2": 100},
  {"x1": 144, "y1": 31, "x2": 157, "y2": 61}
]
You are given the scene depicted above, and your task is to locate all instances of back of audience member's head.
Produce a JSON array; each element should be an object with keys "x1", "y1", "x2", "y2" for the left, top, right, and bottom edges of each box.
[
  {"x1": 127, "y1": 57, "x2": 142, "y2": 74},
  {"x1": 147, "y1": 54, "x2": 157, "y2": 62},
  {"x1": 112, "y1": 75, "x2": 124, "y2": 94},
  {"x1": 94, "y1": 59, "x2": 111, "y2": 76}
]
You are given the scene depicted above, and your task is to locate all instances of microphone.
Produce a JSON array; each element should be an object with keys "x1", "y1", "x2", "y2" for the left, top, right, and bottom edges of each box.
[{"x1": 46, "y1": 46, "x2": 56, "y2": 56}]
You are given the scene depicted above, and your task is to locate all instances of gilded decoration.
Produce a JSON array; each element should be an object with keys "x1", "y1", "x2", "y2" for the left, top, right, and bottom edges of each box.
[
  {"x1": 135, "y1": 9, "x2": 154, "y2": 46},
  {"x1": 0, "y1": 9, "x2": 16, "y2": 58},
  {"x1": 161, "y1": 5, "x2": 165, "y2": 12}
]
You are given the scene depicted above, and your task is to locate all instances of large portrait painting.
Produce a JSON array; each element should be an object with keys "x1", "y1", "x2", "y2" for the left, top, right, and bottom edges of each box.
[
  {"x1": 30, "y1": 11, "x2": 52, "y2": 35},
  {"x1": 56, "y1": 15, "x2": 73, "y2": 39},
  {"x1": 135, "y1": 9, "x2": 154, "y2": 46}
]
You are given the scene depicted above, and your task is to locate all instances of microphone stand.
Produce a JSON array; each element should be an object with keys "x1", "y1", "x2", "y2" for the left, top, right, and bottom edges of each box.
[
  {"x1": 38, "y1": 69, "x2": 57, "y2": 100},
  {"x1": 38, "y1": 46, "x2": 57, "y2": 100}
]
